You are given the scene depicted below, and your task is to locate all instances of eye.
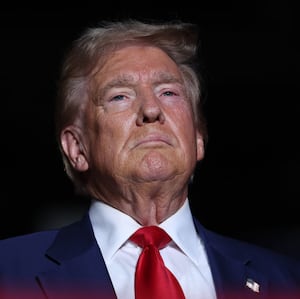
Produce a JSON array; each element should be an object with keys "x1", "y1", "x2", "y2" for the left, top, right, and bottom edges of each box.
[
  {"x1": 162, "y1": 90, "x2": 176, "y2": 97},
  {"x1": 111, "y1": 94, "x2": 126, "y2": 101},
  {"x1": 157, "y1": 83, "x2": 182, "y2": 98}
]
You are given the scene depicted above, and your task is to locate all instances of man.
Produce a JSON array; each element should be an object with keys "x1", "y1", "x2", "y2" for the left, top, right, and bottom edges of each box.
[{"x1": 0, "y1": 19, "x2": 299, "y2": 299}]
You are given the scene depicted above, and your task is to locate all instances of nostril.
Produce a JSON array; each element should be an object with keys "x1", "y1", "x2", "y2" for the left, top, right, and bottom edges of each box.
[
  {"x1": 143, "y1": 115, "x2": 156, "y2": 123},
  {"x1": 143, "y1": 116, "x2": 150, "y2": 123},
  {"x1": 136, "y1": 100, "x2": 165, "y2": 126},
  {"x1": 142, "y1": 111, "x2": 165, "y2": 124}
]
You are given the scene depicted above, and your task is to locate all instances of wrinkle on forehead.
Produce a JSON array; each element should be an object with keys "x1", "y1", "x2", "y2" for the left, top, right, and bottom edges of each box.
[
  {"x1": 104, "y1": 71, "x2": 183, "y2": 88},
  {"x1": 94, "y1": 45, "x2": 183, "y2": 83}
]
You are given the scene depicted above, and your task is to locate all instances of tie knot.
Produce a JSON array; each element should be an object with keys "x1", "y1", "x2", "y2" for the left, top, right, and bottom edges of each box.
[{"x1": 130, "y1": 226, "x2": 172, "y2": 249}]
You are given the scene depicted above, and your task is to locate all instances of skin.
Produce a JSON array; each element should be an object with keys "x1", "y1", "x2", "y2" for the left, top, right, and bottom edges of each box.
[{"x1": 61, "y1": 45, "x2": 205, "y2": 226}]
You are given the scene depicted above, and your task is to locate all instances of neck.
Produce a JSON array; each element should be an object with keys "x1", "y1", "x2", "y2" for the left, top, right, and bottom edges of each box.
[{"x1": 89, "y1": 179, "x2": 189, "y2": 225}]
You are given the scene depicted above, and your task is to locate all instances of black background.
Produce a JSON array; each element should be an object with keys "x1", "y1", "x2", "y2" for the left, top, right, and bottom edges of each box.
[{"x1": 1, "y1": 2, "x2": 299, "y2": 259}]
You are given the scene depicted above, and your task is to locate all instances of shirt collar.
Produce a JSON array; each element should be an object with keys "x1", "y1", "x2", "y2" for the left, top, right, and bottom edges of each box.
[
  {"x1": 159, "y1": 199, "x2": 203, "y2": 267},
  {"x1": 89, "y1": 199, "x2": 141, "y2": 262},
  {"x1": 89, "y1": 198, "x2": 202, "y2": 266}
]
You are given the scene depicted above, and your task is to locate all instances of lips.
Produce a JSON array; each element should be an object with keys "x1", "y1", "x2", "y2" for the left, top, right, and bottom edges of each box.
[{"x1": 133, "y1": 133, "x2": 173, "y2": 148}]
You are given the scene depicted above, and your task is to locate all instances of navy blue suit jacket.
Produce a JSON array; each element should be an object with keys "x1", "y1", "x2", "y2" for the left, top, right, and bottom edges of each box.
[{"x1": 1, "y1": 213, "x2": 300, "y2": 299}]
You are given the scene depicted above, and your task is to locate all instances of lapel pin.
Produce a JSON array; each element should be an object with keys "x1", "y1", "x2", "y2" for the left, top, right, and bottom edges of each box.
[{"x1": 246, "y1": 278, "x2": 260, "y2": 293}]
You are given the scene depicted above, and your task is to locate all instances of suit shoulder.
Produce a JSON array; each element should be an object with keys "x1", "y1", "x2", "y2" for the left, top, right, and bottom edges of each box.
[
  {"x1": 0, "y1": 230, "x2": 58, "y2": 262},
  {"x1": 194, "y1": 219, "x2": 300, "y2": 270}
]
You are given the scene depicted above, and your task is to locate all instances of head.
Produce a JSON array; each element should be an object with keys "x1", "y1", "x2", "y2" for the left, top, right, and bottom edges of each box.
[{"x1": 55, "y1": 19, "x2": 208, "y2": 196}]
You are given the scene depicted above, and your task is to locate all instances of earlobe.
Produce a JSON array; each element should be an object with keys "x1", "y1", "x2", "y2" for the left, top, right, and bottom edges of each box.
[
  {"x1": 60, "y1": 127, "x2": 89, "y2": 171},
  {"x1": 196, "y1": 131, "x2": 205, "y2": 161}
]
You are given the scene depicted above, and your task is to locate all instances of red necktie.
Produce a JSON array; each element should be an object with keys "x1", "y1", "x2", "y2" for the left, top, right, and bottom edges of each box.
[{"x1": 130, "y1": 226, "x2": 185, "y2": 299}]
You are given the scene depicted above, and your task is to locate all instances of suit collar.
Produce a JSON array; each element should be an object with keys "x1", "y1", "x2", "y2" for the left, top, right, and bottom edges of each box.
[
  {"x1": 45, "y1": 214, "x2": 95, "y2": 262},
  {"x1": 37, "y1": 214, "x2": 117, "y2": 299},
  {"x1": 193, "y1": 218, "x2": 267, "y2": 298}
]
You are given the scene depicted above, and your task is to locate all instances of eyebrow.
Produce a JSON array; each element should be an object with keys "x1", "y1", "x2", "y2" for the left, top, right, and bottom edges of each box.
[
  {"x1": 101, "y1": 74, "x2": 137, "y2": 92},
  {"x1": 102, "y1": 71, "x2": 182, "y2": 92}
]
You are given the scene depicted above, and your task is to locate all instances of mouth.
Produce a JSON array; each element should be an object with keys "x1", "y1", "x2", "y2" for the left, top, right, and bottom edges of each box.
[{"x1": 133, "y1": 134, "x2": 173, "y2": 148}]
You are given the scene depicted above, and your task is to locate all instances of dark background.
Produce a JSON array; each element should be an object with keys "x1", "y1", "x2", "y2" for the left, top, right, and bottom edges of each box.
[{"x1": 1, "y1": 2, "x2": 299, "y2": 259}]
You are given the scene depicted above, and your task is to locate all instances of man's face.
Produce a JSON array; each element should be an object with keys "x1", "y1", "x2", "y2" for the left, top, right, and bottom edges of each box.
[{"x1": 83, "y1": 45, "x2": 204, "y2": 188}]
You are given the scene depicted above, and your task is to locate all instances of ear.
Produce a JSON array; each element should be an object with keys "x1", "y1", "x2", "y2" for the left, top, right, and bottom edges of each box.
[
  {"x1": 196, "y1": 130, "x2": 205, "y2": 161},
  {"x1": 60, "y1": 126, "x2": 89, "y2": 172}
]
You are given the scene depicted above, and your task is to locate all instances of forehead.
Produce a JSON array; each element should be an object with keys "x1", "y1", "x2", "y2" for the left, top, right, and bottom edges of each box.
[
  {"x1": 100, "y1": 71, "x2": 183, "y2": 88},
  {"x1": 94, "y1": 45, "x2": 182, "y2": 84}
]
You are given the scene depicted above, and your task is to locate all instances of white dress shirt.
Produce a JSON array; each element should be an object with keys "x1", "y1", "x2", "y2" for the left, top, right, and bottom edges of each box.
[{"x1": 89, "y1": 198, "x2": 217, "y2": 299}]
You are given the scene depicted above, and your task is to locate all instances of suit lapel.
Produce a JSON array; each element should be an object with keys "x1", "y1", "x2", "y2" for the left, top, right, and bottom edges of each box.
[
  {"x1": 193, "y1": 219, "x2": 268, "y2": 299},
  {"x1": 37, "y1": 214, "x2": 117, "y2": 299}
]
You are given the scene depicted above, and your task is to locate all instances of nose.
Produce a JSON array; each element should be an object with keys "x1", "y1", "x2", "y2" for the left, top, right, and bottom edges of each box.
[{"x1": 136, "y1": 93, "x2": 165, "y2": 126}]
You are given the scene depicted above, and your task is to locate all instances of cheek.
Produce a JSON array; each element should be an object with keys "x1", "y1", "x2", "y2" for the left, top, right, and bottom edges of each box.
[
  {"x1": 173, "y1": 109, "x2": 199, "y2": 156},
  {"x1": 170, "y1": 104, "x2": 196, "y2": 135},
  {"x1": 171, "y1": 99, "x2": 194, "y2": 120},
  {"x1": 93, "y1": 115, "x2": 134, "y2": 155}
]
